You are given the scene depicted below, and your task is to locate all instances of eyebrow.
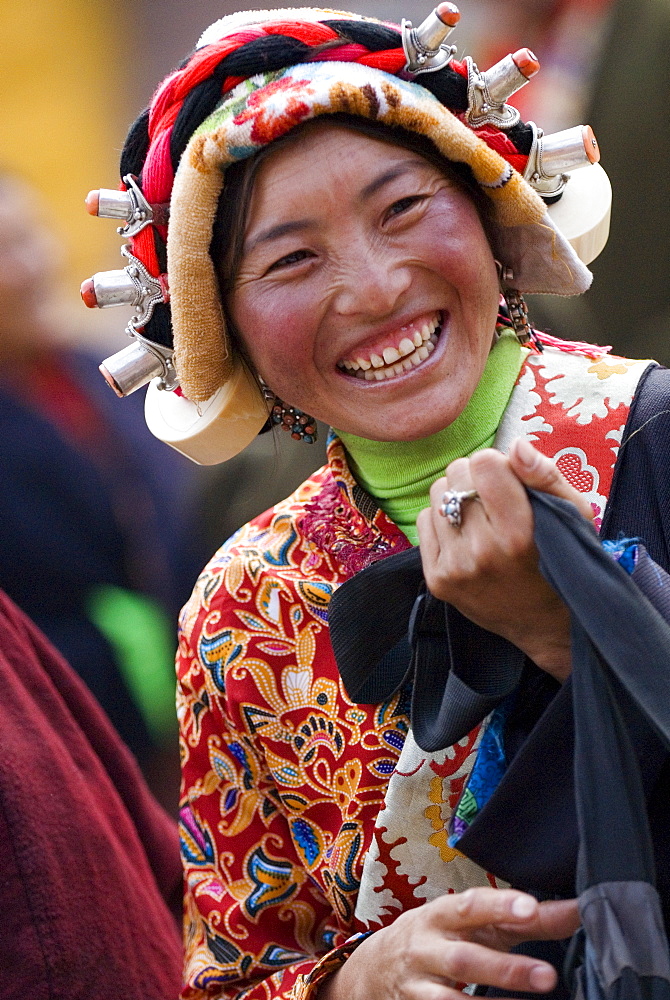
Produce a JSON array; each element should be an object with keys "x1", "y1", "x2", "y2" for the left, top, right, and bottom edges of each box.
[
  {"x1": 359, "y1": 162, "x2": 422, "y2": 200},
  {"x1": 244, "y1": 160, "x2": 426, "y2": 253},
  {"x1": 246, "y1": 219, "x2": 316, "y2": 254}
]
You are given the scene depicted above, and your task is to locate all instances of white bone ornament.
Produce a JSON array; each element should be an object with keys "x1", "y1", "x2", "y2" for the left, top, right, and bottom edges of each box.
[
  {"x1": 547, "y1": 162, "x2": 611, "y2": 266},
  {"x1": 534, "y1": 126, "x2": 611, "y2": 266},
  {"x1": 144, "y1": 361, "x2": 269, "y2": 465}
]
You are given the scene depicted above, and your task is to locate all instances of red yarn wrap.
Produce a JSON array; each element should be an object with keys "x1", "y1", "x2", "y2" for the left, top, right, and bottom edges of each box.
[
  {"x1": 263, "y1": 21, "x2": 339, "y2": 45},
  {"x1": 450, "y1": 58, "x2": 469, "y2": 78},
  {"x1": 313, "y1": 43, "x2": 370, "y2": 61}
]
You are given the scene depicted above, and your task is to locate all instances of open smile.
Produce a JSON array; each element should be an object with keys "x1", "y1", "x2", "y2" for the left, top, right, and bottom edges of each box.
[{"x1": 336, "y1": 312, "x2": 443, "y2": 382}]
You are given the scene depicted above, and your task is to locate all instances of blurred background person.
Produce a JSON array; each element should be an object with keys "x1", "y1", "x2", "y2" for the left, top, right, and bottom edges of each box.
[
  {"x1": 0, "y1": 172, "x2": 203, "y2": 810},
  {"x1": 459, "y1": 0, "x2": 670, "y2": 362},
  {"x1": 520, "y1": 0, "x2": 670, "y2": 364}
]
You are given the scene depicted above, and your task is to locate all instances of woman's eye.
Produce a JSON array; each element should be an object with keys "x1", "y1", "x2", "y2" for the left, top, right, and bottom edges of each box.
[
  {"x1": 385, "y1": 195, "x2": 425, "y2": 220},
  {"x1": 266, "y1": 249, "x2": 314, "y2": 273}
]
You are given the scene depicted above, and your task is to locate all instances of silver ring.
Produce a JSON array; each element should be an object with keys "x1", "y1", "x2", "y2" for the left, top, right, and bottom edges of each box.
[{"x1": 438, "y1": 489, "x2": 480, "y2": 527}]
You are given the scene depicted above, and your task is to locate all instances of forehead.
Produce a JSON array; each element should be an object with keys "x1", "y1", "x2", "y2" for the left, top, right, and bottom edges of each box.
[{"x1": 248, "y1": 122, "x2": 438, "y2": 208}]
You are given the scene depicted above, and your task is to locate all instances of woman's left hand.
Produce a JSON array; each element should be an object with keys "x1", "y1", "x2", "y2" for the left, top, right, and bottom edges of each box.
[{"x1": 416, "y1": 437, "x2": 594, "y2": 682}]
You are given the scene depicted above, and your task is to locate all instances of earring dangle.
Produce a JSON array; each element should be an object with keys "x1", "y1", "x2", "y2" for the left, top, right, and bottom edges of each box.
[
  {"x1": 503, "y1": 287, "x2": 533, "y2": 345},
  {"x1": 496, "y1": 262, "x2": 536, "y2": 347},
  {"x1": 257, "y1": 376, "x2": 317, "y2": 443},
  {"x1": 270, "y1": 401, "x2": 318, "y2": 444}
]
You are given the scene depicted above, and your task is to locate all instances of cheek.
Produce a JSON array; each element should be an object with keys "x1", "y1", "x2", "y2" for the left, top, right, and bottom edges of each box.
[
  {"x1": 230, "y1": 283, "x2": 320, "y2": 381},
  {"x1": 436, "y1": 235, "x2": 494, "y2": 288},
  {"x1": 420, "y1": 194, "x2": 497, "y2": 289}
]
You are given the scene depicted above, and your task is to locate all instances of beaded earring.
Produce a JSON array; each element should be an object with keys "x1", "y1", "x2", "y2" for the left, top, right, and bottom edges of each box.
[
  {"x1": 270, "y1": 401, "x2": 318, "y2": 444},
  {"x1": 496, "y1": 262, "x2": 534, "y2": 346},
  {"x1": 502, "y1": 288, "x2": 533, "y2": 345}
]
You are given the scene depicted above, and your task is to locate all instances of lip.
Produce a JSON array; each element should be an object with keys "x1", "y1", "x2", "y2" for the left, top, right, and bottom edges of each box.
[
  {"x1": 336, "y1": 310, "x2": 442, "y2": 367},
  {"x1": 336, "y1": 310, "x2": 446, "y2": 384}
]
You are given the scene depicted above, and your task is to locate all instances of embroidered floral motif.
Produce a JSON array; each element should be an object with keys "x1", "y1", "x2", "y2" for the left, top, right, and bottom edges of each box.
[
  {"x1": 300, "y1": 479, "x2": 405, "y2": 578},
  {"x1": 233, "y1": 77, "x2": 314, "y2": 143},
  {"x1": 587, "y1": 358, "x2": 637, "y2": 381}
]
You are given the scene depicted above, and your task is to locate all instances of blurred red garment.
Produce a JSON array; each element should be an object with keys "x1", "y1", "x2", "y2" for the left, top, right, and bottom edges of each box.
[{"x1": 0, "y1": 588, "x2": 183, "y2": 999}]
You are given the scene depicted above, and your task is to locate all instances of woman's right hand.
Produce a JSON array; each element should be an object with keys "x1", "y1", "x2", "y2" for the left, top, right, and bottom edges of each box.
[{"x1": 319, "y1": 888, "x2": 579, "y2": 1000}]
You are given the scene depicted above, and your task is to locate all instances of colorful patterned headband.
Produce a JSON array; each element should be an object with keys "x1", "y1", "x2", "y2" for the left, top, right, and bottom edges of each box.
[{"x1": 82, "y1": 4, "x2": 609, "y2": 433}]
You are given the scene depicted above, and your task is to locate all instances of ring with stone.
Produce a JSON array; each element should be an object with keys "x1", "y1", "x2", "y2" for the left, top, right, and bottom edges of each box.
[{"x1": 438, "y1": 489, "x2": 480, "y2": 527}]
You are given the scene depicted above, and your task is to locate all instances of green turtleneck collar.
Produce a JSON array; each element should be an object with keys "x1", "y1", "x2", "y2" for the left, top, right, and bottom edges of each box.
[{"x1": 334, "y1": 330, "x2": 526, "y2": 545}]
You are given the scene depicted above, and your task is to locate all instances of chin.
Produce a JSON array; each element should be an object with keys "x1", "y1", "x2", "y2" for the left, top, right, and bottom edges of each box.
[{"x1": 340, "y1": 403, "x2": 465, "y2": 441}]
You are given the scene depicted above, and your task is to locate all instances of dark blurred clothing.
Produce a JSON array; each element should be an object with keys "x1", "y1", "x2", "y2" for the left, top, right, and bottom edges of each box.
[
  {"x1": 0, "y1": 587, "x2": 182, "y2": 999},
  {"x1": 0, "y1": 347, "x2": 202, "y2": 762}
]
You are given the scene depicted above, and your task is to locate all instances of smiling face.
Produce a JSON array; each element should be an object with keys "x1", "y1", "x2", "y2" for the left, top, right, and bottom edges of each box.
[{"x1": 227, "y1": 122, "x2": 500, "y2": 441}]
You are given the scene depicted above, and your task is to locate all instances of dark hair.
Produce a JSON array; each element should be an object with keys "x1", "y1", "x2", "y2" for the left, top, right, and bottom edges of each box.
[{"x1": 210, "y1": 113, "x2": 496, "y2": 304}]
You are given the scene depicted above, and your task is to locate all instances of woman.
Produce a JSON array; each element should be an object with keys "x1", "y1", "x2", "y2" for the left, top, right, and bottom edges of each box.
[{"x1": 83, "y1": 6, "x2": 660, "y2": 997}]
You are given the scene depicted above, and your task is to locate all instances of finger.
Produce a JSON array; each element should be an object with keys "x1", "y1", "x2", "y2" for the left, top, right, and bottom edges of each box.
[
  {"x1": 466, "y1": 449, "x2": 534, "y2": 544},
  {"x1": 508, "y1": 438, "x2": 595, "y2": 522},
  {"x1": 417, "y1": 505, "x2": 441, "y2": 563},
  {"x1": 435, "y1": 888, "x2": 540, "y2": 932},
  {"x1": 443, "y1": 457, "x2": 476, "y2": 492},
  {"x1": 426, "y1": 471, "x2": 483, "y2": 546},
  {"x1": 440, "y1": 939, "x2": 557, "y2": 996},
  {"x1": 428, "y1": 475, "x2": 450, "y2": 512},
  {"x1": 500, "y1": 899, "x2": 580, "y2": 943}
]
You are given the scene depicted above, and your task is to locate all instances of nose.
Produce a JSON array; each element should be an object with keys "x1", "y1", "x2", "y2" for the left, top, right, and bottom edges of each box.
[{"x1": 334, "y1": 245, "x2": 412, "y2": 318}]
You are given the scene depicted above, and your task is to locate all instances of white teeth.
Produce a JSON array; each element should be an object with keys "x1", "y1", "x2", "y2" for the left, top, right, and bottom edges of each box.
[{"x1": 340, "y1": 314, "x2": 442, "y2": 381}]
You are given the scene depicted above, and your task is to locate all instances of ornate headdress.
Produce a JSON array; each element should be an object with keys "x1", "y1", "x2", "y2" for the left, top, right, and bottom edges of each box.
[{"x1": 82, "y1": 4, "x2": 610, "y2": 463}]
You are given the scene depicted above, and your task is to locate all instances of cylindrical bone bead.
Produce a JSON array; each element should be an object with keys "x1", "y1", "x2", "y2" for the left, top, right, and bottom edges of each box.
[
  {"x1": 99, "y1": 342, "x2": 166, "y2": 397},
  {"x1": 541, "y1": 125, "x2": 600, "y2": 176},
  {"x1": 80, "y1": 269, "x2": 141, "y2": 309},
  {"x1": 86, "y1": 188, "x2": 134, "y2": 221}
]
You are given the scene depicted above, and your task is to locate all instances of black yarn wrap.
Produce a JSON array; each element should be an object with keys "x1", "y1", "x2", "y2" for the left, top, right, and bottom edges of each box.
[
  {"x1": 119, "y1": 20, "x2": 535, "y2": 350},
  {"x1": 120, "y1": 106, "x2": 150, "y2": 180}
]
